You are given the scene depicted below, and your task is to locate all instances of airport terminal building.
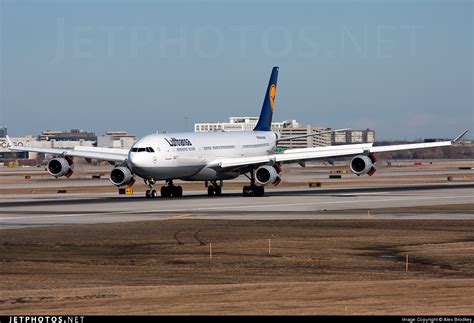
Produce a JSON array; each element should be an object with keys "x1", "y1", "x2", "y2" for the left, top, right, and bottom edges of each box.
[
  {"x1": 194, "y1": 117, "x2": 375, "y2": 149},
  {"x1": 97, "y1": 131, "x2": 136, "y2": 149},
  {"x1": 332, "y1": 129, "x2": 375, "y2": 145},
  {"x1": 194, "y1": 117, "x2": 332, "y2": 149},
  {"x1": 0, "y1": 128, "x2": 136, "y2": 165}
]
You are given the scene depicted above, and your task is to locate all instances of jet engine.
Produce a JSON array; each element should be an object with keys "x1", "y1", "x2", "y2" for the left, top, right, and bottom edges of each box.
[
  {"x1": 254, "y1": 164, "x2": 282, "y2": 186},
  {"x1": 47, "y1": 157, "x2": 73, "y2": 178},
  {"x1": 110, "y1": 166, "x2": 135, "y2": 186},
  {"x1": 350, "y1": 154, "x2": 376, "y2": 176}
]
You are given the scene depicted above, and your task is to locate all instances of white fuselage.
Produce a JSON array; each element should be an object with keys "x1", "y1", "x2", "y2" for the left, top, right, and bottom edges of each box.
[{"x1": 128, "y1": 131, "x2": 277, "y2": 181}]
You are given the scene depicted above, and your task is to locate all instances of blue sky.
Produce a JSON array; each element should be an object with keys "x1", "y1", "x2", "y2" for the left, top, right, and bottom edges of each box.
[{"x1": 0, "y1": 0, "x2": 472, "y2": 140}]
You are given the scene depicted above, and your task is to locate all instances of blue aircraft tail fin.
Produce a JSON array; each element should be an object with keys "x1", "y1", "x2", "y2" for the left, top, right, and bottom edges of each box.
[{"x1": 254, "y1": 66, "x2": 279, "y2": 131}]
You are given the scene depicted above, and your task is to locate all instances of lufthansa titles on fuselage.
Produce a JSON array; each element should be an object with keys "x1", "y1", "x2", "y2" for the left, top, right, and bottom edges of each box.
[{"x1": 164, "y1": 137, "x2": 193, "y2": 147}]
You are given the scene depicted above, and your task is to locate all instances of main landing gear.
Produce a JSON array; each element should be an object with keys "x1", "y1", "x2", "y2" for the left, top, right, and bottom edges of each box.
[
  {"x1": 144, "y1": 179, "x2": 183, "y2": 198},
  {"x1": 160, "y1": 180, "x2": 183, "y2": 198},
  {"x1": 242, "y1": 185, "x2": 264, "y2": 197},
  {"x1": 242, "y1": 170, "x2": 265, "y2": 197},
  {"x1": 207, "y1": 180, "x2": 222, "y2": 196}
]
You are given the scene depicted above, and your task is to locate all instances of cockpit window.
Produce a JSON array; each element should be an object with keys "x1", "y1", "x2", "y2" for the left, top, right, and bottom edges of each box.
[{"x1": 131, "y1": 147, "x2": 155, "y2": 153}]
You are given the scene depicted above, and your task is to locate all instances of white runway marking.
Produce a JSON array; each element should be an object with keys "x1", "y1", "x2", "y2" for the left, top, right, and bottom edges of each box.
[
  {"x1": 147, "y1": 194, "x2": 473, "y2": 212},
  {"x1": 0, "y1": 194, "x2": 472, "y2": 222}
]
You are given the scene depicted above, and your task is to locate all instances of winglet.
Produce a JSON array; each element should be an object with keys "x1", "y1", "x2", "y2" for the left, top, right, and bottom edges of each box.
[
  {"x1": 5, "y1": 135, "x2": 14, "y2": 148},
  {"x1": 452, "y1": 130, "x2": 469, "y2": 143}
]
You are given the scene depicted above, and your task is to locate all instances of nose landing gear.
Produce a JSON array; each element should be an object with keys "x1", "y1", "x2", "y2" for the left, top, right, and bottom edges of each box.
[
  {"x1": 144, "y1": 178, "x2": 183, "y2": 198},
  {"x1": 145, "y1": 189, "x2": 158, "y2": 198},
  {"x1": 144, "y1": 178, "x2": 158, "y2": 198}
]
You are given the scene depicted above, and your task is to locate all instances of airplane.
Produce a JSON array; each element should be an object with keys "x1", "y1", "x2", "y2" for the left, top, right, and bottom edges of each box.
[{"x1": 6, "y1": 66, "x2": 468, "y2": 198}]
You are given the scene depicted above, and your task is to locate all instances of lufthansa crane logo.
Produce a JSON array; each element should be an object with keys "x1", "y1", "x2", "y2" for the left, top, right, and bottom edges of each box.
[{"x1": 269, "y1": 84, "x2": 276, "y2": 112}]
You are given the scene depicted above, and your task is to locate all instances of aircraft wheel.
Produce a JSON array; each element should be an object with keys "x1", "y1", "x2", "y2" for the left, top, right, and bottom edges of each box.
[
  {"x1": 207, "y1": 185, "x2": 215, "y2": 196},
  {"x1": 150, "y1": 189, "x2": 158, "y2": 198},
  {"x1": 172, "y1": 186, "x2": 183, "y2": 197},
  {"x1": 242, "y1": 185, "x2": 254, "y2": 197},
  {"x1": 214, "y1": 186, "x2": 222, "y2": 196},
  {"x1": 254, "y1": 186, "x2": 265, "y2": 197},
  {"x1": 145, "y1": 190, "x2": 151, "y2": 198},
  {"x1": 161, "y1": 186, "x2": 172, "y2": 197}
]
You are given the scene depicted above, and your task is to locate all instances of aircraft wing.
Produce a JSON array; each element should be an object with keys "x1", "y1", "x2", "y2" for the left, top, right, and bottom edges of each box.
[
  {"x1": 6, "y1": 136, "x2": 128, "y2": 162},
  {"x1": 208, "y1": 144, "x2": 372, "y2": 168},
  {"x1": 209, "y1": 130, "x2": 468, "y2": 169}
]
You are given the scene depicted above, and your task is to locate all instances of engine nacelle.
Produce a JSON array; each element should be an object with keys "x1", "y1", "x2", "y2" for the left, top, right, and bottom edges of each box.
[
  {"x1": 255, "y1": 165, "x2": 281, "y2": 186},
  {"x1": 110, "y1": 167, "x2": 135, "y2": 186},
  {"x1": 47, "y1": 157, "x2": 73, "y2": 178},
  {"x1": 350, "y1": 155, "x2": 376, "y2": 176}
]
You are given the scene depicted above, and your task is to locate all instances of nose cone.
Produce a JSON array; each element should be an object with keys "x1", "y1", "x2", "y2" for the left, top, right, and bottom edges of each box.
[
  {"x1": 128, "y1": 152, "x2": 146, "y2": 169},
  {"x1": 128, "y1": 152, "x2": 150, "y2": 178}
]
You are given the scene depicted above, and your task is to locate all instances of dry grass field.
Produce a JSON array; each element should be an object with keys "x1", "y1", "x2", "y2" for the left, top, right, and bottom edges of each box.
[{"x1": 1, "y1": 218, "x2": 473, "y2": 315}]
